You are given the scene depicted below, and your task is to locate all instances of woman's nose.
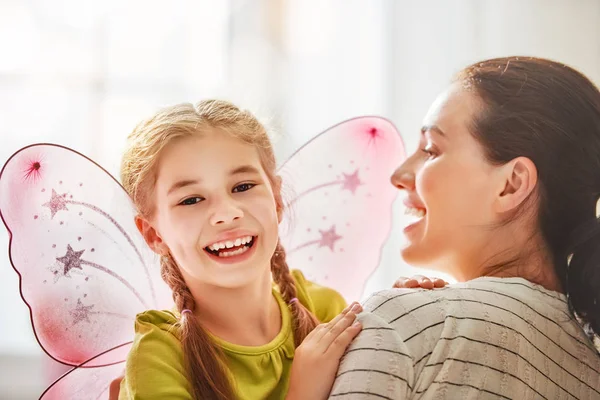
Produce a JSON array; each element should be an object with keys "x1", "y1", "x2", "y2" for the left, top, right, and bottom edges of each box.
[{"x1": 390, "y1": 162, "x2": 416, "y2": 191}]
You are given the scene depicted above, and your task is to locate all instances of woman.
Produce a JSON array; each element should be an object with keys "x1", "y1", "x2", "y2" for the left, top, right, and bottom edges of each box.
[{"x1": 330, "y1": 57, "x2": 600, "y2": 399}]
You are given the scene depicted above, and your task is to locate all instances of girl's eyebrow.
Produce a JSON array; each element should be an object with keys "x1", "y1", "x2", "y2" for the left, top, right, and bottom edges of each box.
[
  {"x1": 229, "y1": 165, "x2": 260, "y2": 176},
  {"x1": 167, "y1": 165, "x2": 260, "y2": 195},
  {"x1": 167, "y1": 179, "x2": 199, "y2": 195}
]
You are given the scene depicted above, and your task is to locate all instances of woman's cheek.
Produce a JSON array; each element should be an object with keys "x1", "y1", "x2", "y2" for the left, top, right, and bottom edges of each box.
[{"x1": 416, "y1": 163, "x2": 440, "y2": 203}]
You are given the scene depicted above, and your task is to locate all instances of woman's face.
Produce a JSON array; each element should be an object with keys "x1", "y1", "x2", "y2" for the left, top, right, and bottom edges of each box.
[{"x1": 391, "y1": 84, "x2": 508, "y2": 276}]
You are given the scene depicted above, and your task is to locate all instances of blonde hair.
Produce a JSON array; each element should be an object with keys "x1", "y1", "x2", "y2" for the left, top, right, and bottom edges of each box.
[{"x1": 120, "y1": 100, "x2": 319, "y2": 399}]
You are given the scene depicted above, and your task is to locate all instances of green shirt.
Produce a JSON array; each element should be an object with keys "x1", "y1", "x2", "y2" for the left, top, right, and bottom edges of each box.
[{"x1": 119, "y1": 270, "x2": 347, "y2": 399}]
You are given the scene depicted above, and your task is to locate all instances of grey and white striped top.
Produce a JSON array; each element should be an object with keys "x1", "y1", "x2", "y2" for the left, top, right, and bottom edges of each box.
[{"x1": 330, "y1": 277, "x2": 600, "y2": 399}]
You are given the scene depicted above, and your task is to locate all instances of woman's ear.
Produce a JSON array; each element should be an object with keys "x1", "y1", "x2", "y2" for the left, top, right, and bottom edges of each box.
[
  {"x1": 135, "y1": 215, "x2": 169, "y2": 255},
  {"x1": 494, "y1": 156, "x2": 538, "y2": 213}
]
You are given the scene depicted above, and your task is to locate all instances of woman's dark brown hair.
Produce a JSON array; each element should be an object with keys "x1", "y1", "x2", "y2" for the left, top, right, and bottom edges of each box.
[{"x1": 456, "y1": 56, "x2": 600, "y2": 337}]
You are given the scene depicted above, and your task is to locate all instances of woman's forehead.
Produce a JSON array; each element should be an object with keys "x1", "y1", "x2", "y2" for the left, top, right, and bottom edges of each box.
[{"x1": 422, "y1": 85, "x2": 481, "y2": 137}]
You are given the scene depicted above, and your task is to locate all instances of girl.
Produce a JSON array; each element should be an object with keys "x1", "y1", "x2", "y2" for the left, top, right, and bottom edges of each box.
[{"x1": 116, "y1": 99, "x2": 364, "y2": 400}]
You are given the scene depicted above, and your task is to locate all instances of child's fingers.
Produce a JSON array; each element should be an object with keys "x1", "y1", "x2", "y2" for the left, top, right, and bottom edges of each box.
[
  {"x1": 317, "y1": 303, "x2": 362, "y2": 352},
  {"x1": 392, "y1": 277, "x2": 407, "y2": 288},
  {"x1": 109, "y1": 376, "x2": 123, "y2": 400},
  {"x1": 393, "y1": 277, "x2": 419, "y2": 288},
  {"x1": 432, "y1": 277, "x2": 447, "y2": 288},
  {"x1": 308, "y1": 301, "x2": 360, "y2": 343},
  {"x1": 342, "y1": 301, "x2": 360, "y2": 313},
  {"x1": 324, "y1": 319, "x2": 363, "y2": 359},
  {"x1": 412, "y1": 275, "x2": 434, "y2": 289}
]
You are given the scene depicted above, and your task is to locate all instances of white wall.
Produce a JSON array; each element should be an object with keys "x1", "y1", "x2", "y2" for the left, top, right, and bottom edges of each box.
[{"x1": 279, "y1": 0, "x2": 600, "y2": 297}]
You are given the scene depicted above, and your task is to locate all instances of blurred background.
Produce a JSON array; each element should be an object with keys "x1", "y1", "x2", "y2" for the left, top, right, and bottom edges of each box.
[{"x1": 1, "y1": 0, "x2": 599, "y2": 398}]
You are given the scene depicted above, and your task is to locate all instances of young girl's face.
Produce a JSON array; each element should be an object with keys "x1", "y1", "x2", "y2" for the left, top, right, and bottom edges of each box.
[{"x1": 147, "y1": 130, "x2": 281, "y2": 288}]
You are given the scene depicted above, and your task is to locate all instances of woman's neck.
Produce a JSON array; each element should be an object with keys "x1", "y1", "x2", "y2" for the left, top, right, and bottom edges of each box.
[
  {"x1": 187, "y1": 270, "x2": 282, "y2": 346},
  {"x1": 451, "y1": 227, "x2": 564, "y2": 293}
]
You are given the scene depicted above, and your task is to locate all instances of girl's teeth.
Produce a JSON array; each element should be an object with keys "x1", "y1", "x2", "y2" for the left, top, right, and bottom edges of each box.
[
  {"x1": 208, "y1": 236, "x2": 253, "y2": 251},
  {"x1": 207, "y1": 236, "x2": 256, "y2": 257},
  {"x1": 218, "y1": 246, "x2": 250, "y2": 257}
]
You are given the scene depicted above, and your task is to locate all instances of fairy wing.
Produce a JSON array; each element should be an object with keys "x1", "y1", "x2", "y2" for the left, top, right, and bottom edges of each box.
[
  {"x1": 39, "y1": 344, "x2": 130, "y2": 400},
  {"x1": 0, "y1": 143, "x2": 173, "y2": 369},
  {"x1": 1, "y1": 116, "x2": 404, "y2": 398},
  {"x1": 277, "y1": 117, "x2": 405, "y2": 301}
]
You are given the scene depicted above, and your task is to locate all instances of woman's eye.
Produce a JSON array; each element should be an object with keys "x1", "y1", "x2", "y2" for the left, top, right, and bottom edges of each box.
[
  {"x1": 179, "y1": 197, "x2": 203, "y2": 206},
  {"x1": 233, "y1": 183, "x2": 255, "y2": 193},
  {"x1": 421, "y1": 146, "x2": 438, "y2": 159}
]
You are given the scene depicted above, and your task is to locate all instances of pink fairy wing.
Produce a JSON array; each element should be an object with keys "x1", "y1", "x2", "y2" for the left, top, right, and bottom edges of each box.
[
  {"x1": 40, "y1": 343, "x2": 130, "y2": 400},
  {"x1": 0, "y1": 144, "x2": 173, "y2": 367},
  {"x1": 278, "y1": 117, "x2": 405, "y2": 301}
]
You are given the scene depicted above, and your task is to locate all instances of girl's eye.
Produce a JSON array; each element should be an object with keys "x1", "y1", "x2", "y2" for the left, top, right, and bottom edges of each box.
[
  {"x1": 179, "y1": 197, "x2": 203, "y2": 206},
  {"x1": 233, "y1": 183, "x2": 255, "y2": 193}
]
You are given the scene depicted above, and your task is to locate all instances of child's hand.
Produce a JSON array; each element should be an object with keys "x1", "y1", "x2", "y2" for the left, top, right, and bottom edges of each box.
[
  {"x1": 286, "y1": 302, "x2": 363, "y2": 400},
  {"x1": 109, "y1": 376, "x2": 123, "y2": 400},
  {"x1": 393, "y1": 275, "x2": 447, "y2": 290}
]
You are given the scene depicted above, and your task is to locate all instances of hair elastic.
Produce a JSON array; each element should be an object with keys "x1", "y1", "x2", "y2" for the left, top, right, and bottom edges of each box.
[
  {"x1": 289, "y1": 298, "x2": 299, "y2": 305},
  {"x1": 181, "y1": 309, "x2": 193, "y2": 316}
]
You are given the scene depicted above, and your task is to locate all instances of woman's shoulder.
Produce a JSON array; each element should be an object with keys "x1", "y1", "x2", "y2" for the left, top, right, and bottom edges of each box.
[
  {"x1": 364, "y1": 276, "x2": 567, "y2": 312},
  {"x1": 362, "y1": 277, "x2": 577, "y2": 348},
  {"x1": 361, "y1": 287, "x2": 443, "y2": 324}
]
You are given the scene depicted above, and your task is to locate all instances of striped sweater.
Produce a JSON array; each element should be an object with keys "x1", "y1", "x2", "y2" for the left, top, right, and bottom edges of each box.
[{"x1": 330, "y1": 277, "x2": 600, "y2": 399}]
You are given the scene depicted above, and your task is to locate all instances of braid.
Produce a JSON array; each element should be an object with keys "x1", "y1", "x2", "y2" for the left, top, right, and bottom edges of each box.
[
  {"x1": 271, "y1": 241, "x2": 319, "y2": 346},
  {"x1": 160, "y1": 255, "x2": 235, "y2": 400},
  {"x1": 160, "y1": 255, "x2": 195, "y2": 311}
]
